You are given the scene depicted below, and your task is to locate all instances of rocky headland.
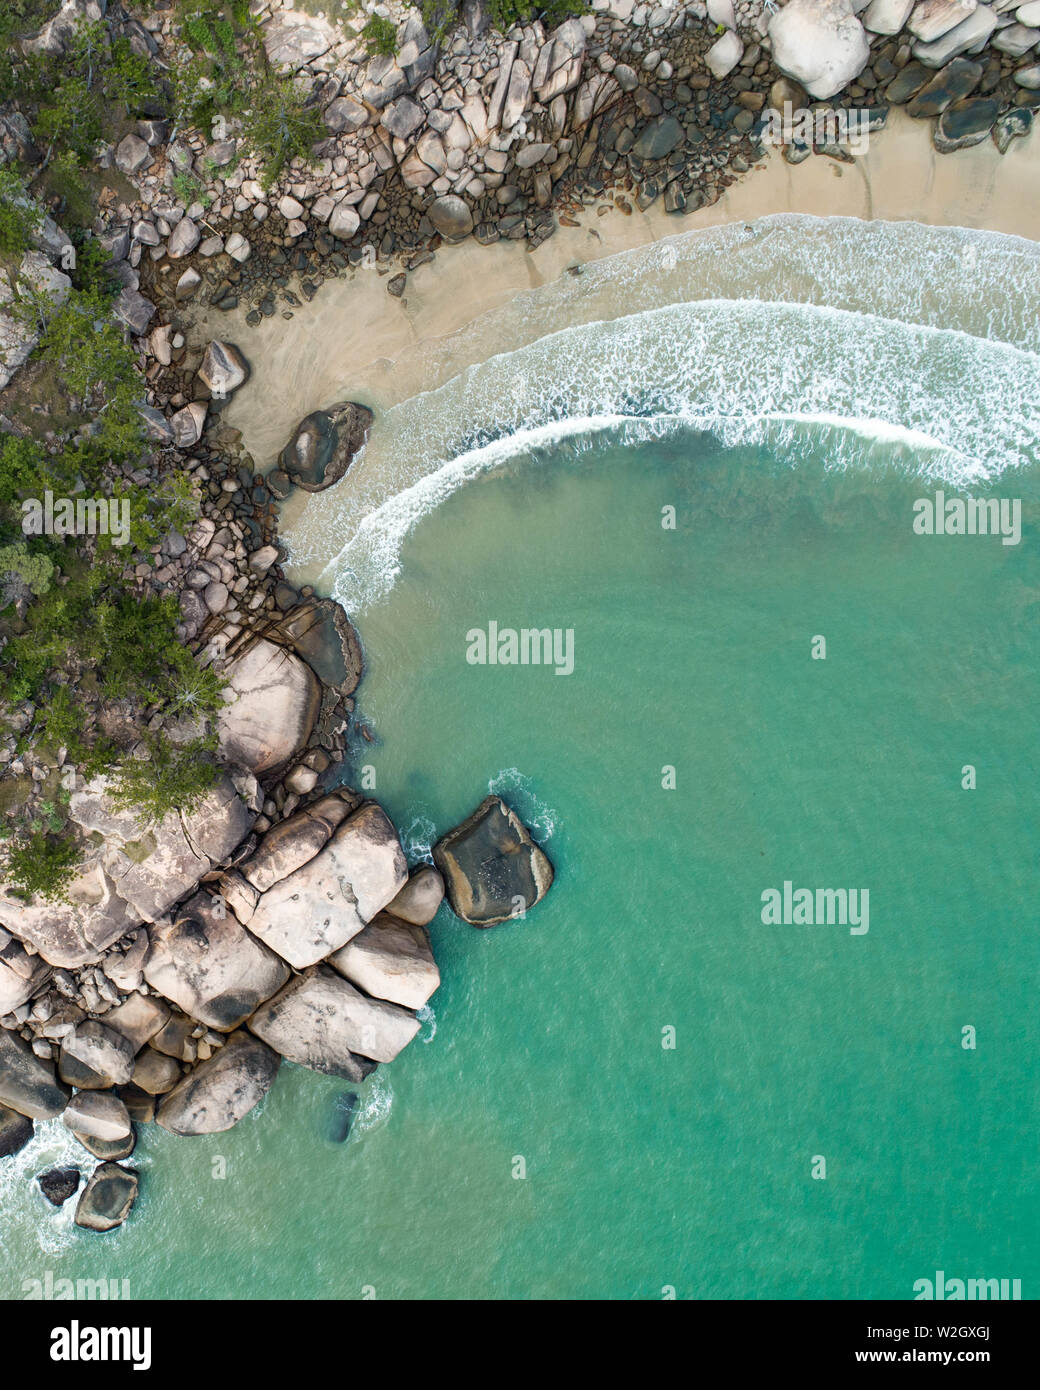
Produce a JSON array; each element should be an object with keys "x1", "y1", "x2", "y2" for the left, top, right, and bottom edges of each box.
[{"x1": 1, "y1": 0, "x2": 1038, "y2": 1231}]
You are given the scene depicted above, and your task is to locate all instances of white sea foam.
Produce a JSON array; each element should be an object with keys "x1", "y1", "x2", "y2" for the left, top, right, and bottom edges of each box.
[
  {"x1": 353, "y1": 1071, "x2": 394, "y2": 1138},
  {"x1": 416, "y1": 1004, "x2": 437, "y2": 1045},
  {"x1": 487, "y1": 769, "x2": 560, "y2": 844},
  {"x1": 0, "y1": 1120, "x2": 93, "y2": 1258},
  {"x1": 290, "y1": 293, "x2": 1039, "y2": 611}
]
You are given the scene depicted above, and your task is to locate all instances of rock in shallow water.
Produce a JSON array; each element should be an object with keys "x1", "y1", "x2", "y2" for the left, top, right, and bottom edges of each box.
[
  {"x1": 74, "y1": 1162, "x2": 139, "y2": 1232},
  {"x1": 278, "y1": 402, "x2": 373, "y2": 492},
  {"x1": 249, "y1": 965, "x2": 418, "y2": 1070},
  {"x1": 38, "y1": 1167, "x2": 80, "y2": 1206},
  {"x1": 433, "y1": 796, "x2": 554, "y2": 927}
]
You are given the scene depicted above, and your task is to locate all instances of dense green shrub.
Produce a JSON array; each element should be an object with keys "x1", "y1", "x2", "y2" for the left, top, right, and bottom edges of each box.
[
  {"x1": 174, "y1": 2, "x2": 322, "y2": 187},
  {"x1": 1, "y1": 829, "x2": 80, "y2": 902},
  {"x1": 362, "y1": 14, "x2": 398, "y2": 56},
  {"x1": 0, "y1": 170, "x2": 43, "y2": 259},
  {"x1": 108, "y1": 732, "x2": 221, "y2": 823}
]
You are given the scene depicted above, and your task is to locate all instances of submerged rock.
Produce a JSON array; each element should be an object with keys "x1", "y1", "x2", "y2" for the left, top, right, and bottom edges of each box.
[
  {"x1": 74, "y1": 1162, "x2": 139, "y2": 1232},
  {"x1": 433, "y1": 796, "x2": 554, "y2": 926}
]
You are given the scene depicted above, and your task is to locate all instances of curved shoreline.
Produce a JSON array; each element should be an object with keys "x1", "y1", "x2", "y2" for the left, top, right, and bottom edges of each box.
[{"x1": 220, "y1": 109, "x2": 1040, "y2": 493}]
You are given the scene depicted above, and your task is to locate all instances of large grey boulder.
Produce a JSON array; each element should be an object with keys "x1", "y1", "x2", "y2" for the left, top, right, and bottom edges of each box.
[
  {"x1": 277, "y1": 402, "x2": 373, "y2": 492},
  {"x1": 329, "y1": 914, "x2": 440, "y2": 1010},
  {"x1": 0, "y1": 1028, "x2": 69, "y2": 1119},
  {"x1": 66, "y1": 770, "x2": 256, "y2": 926},
  {"x1": 249, "y1": 966, "x2": 418, "y2": 1072},
  {"x1": 156, "y1": 1030, "x2": 279, "y2": 1135},
  {"x1": 0, "y1": 857, "x2": 138, "y2": 969},
  {"x1": 60, "y1": 1020, "x2": 135, "y2": 1087},
  {"x1": 246, "y1": 803, "x2": 407, "y2": 969},
  {"x1": 238, "y1": 792, "x2": 356, "y2": 895},
  {"x1": 768, "y1": 0, "x2": 871, "y2": 98},
  {"x1": 433, "y1": 796, "x2": 554, "y2": 927},
  {"x1": 74, "y1": 1162, "x2": 139, "y2": 1231},
  {"x1": 216, "y1": 637, "x2": 321, "y2": 775},
  {"x1": 143, "y1": 890, "x2": 289, "y2": 1032},
  {"x1": 63, "y1": 1091, "x2": 132, "y2": 1142}
]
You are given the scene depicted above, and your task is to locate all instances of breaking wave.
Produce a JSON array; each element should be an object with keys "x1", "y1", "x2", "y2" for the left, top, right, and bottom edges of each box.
[{"x1": 280, "y1": 216, "x2": 1040, "y2": 611}]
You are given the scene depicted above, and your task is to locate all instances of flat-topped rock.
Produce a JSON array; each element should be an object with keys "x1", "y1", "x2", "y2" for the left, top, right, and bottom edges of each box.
[
  {"x1": 74, "y1": 1163, "x2": 139, "y2": 1232},
  {"x1": 249, "y1": 966, "x2": 418, "y2": 1071},
  {"x1": 433, "y1": 796, "x2": 554, "y2": 927},
  {"x1": 246, "y1": 803, "x2": 407, "y2": 969},
  {"x1": 156, "y1": 1030, "x2": 280, "y2": 1136},
  {"x1": 144, "y1": 890, "x2": 289, "y2": 1032},
  {"x1": 0, "y1": 1028, "x2": 69, "y2": 1119},
  {"x1": 329, "y1": 913, "x2": 440, "y2": 1011}
]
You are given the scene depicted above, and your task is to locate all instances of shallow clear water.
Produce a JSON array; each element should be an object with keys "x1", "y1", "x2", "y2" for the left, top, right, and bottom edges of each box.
[{"x1": 3, "y1": 217, "x2": 1038, "y2": 1301}]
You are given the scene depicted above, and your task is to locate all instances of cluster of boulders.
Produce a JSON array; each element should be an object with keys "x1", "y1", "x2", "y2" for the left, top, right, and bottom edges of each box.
[{"x1": 2, "y1": 761, "x2": 554, "y2": 1227}]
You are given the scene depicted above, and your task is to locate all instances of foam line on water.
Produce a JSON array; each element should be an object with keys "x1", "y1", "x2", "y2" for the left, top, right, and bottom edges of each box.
[{"x1": 289, "y1": 296, "x2": 1040, "y2": 611}]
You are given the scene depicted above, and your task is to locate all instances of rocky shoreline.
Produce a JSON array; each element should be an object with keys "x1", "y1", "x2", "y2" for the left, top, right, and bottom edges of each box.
[{"x1": 1, "y1": 0, "x2": 1037, "y2": 1233}]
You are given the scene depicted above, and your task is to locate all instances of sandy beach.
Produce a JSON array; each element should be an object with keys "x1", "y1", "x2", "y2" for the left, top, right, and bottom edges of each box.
[{"x1": 215, "y1": 109, "x2": 1040, "y2": 477}]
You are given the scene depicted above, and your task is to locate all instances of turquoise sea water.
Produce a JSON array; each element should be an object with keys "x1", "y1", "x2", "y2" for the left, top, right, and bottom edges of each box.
[{"x1": 2, "y1": 218, "x2": 1038, "y2": 1300}]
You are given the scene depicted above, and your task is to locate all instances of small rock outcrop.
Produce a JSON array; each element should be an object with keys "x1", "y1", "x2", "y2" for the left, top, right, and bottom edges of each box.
[{"x1": 433, "y1": 796, "x2": 554, "y2": 927}]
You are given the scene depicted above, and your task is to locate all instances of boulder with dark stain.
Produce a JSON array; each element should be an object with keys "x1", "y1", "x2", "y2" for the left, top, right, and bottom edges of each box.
[
  {"x1": 433, "y1": 796, "x2": 554, "y2": 926},
  {"x1": 278, "y1": 402, "x2": 373, "y2": 492}
]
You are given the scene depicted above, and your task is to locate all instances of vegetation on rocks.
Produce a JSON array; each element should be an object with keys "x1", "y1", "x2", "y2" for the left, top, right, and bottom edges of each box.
[{"x1": 173, "y1": 2, "x2": 324, "y2": 188}]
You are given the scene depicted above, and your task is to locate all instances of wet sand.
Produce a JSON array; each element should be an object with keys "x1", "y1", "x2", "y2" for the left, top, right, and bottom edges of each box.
[{"x1": 214, "y1": 109, "x2": 1039, "y2": 479}]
